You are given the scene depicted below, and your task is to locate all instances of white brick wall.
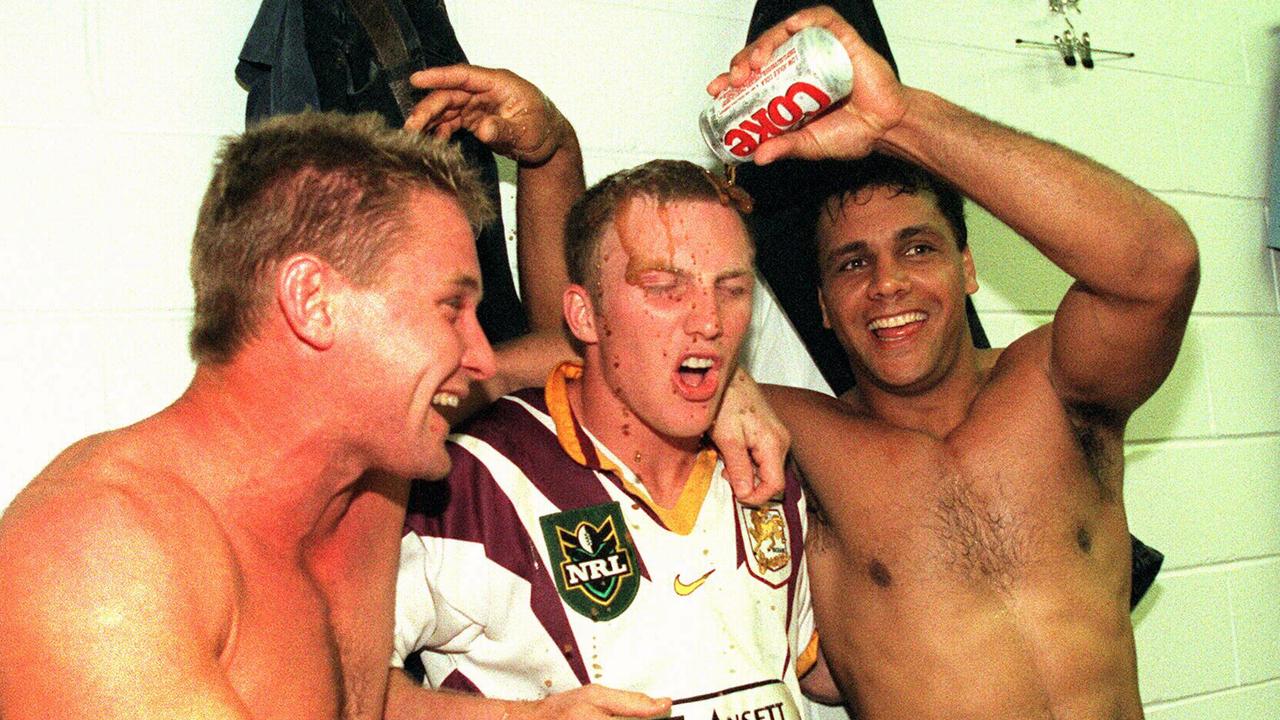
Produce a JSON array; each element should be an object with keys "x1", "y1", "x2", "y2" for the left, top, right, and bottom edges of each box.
[{"x1": 0, "y1": 1, "x2": 1275, "y2": 716}]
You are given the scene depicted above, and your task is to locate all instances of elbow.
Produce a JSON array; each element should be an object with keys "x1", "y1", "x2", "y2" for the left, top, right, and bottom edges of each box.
[
  {"x1": 1163, "y1": 212, "x2": 1200, "y2": 305},
  {"x1": 1138, "y1": 204, "x2": 1200, "y2": 307}
]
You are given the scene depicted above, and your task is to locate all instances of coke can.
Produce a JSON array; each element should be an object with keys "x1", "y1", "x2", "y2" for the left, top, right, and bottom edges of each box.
[{"x1": 700, "y1": 27, "x2": 854, "y2": 165}]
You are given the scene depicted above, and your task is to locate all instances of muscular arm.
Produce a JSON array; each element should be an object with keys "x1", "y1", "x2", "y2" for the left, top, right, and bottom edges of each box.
[
  {"x1": 879, "y1": 93, "x2": 1199, "y2": 416},
  {"x1": 0, "y1": 486, "x2": 248, "y2": 719},
  {"x1": 711, "y1": 5, "x2": 1199, "y2": 417}
]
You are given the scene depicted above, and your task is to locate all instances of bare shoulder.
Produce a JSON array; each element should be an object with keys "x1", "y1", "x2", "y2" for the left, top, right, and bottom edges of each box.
[
  {"x1": 984, "y1": 326, "x2": 1050, "y2": 381},
  {"x1": 762, "y1": 382, "x2": 865, "y2": 424},
  {"x1": 0, "y1": 430, "x2": 241, "y2": 714}
]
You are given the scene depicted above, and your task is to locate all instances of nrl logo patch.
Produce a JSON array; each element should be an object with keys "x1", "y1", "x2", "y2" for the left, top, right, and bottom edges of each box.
[
  {"x1": 738, "y1": 501, "x2": 791, "y2": 588},
  {"x1": 539, "y1": 502, "x2": 639, "y2": 621}
]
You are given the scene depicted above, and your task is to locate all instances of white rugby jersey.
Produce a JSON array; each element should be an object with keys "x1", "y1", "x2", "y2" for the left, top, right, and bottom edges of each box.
[{"x1": 395, "y1": 363, "x2": 816, "y2": 720}]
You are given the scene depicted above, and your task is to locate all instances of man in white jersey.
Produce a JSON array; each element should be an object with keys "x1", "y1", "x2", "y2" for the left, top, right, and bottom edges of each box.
[{"x1": 385, "y1": 159, "x2": 830, "y2": 720}]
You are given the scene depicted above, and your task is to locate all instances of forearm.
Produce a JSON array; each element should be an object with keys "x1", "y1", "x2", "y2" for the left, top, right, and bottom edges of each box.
[
  {"x1": 878, "y1": 89, "x2": 1197, "y2": 302},
  {"x1": 384, "y1": 669, "x2": 516, "y2": 720},
  {"x1": 515, "y1": 120, "x2": 583, "y2": 333}
]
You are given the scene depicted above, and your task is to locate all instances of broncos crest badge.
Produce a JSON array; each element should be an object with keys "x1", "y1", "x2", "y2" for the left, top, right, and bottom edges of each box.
[{"x1": 738, "y1": 502, "x2": 792, "y2": 587}]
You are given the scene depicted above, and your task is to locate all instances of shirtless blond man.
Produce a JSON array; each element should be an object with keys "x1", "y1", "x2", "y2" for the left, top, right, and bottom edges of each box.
[
  {"x1": 709, "y1": 7, "x2": 1199, "y2": 719},
  {"x1": 0, "y1": 112, "x2": 500, "y2": 720}
]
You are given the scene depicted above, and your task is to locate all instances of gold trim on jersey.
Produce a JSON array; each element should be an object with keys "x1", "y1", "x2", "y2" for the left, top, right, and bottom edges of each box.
[{"x1": 545, "y1": 361, "x2": 718, "y2": 536}]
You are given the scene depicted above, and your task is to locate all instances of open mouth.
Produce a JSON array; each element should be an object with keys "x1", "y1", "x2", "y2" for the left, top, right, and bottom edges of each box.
[
  {"x1": 431, "y1": 391, "x2": 460, "y2": 408},
  {"x1": 867, "y1": 311, "x2": 927, "y2": 340},
  {"x1": 678, "y1": 356, "x2": 714, "y2": 388},
  {"x1": 674, "y1": 355, "x2": 718, "y2": 401}
]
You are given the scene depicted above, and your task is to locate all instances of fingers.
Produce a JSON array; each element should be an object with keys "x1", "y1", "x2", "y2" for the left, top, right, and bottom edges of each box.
[
  {"x1": 408, "y1": 64, "x2": 500, "y2": 94},
  {"x1": 741, "y1": 428, "x2": 789, "y2": 505},
  {"x1": 581, "y1": 685, "x2": 671, "y2": 718},
  {"x1": 404, "y1": 88, "x2": 471, "y2": 132},
  {"x1": 753, "y1": 132, "x2": 813, "y2": 166},
  {"x1": 524, "y1": 685, "x2": 671, "y2": 720},
  {"x1": 718, "y1": 428, "x2": 757, "y2": 502},
  {"x1": 708, "y1": 5, "x2": 864, "y2": 100}
]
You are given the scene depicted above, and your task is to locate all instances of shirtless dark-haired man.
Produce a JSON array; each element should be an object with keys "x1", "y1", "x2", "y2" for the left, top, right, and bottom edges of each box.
[{"x1": 708, "y1": 7, "x2": 1199, "y2": 719}]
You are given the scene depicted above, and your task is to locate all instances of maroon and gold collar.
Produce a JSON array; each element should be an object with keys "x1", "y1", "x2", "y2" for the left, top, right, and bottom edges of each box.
[{"x1": 544, "y1": 361, "x2": 717, "y2": 535}]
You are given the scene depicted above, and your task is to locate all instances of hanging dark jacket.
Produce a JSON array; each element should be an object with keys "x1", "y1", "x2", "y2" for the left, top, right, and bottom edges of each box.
[{"x1": 236, "y1": 0, "x2": 528, "y2": 344}]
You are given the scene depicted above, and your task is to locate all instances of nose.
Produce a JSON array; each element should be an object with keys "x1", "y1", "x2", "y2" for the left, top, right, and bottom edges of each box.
[
  {"x1": 683, "y1": 284, "x2": 723, "y2": 340},
  {"x1": 868, "y1": 259, "x2": 910, "y2": 300},
  {"x1": 461, "y1": 315, "x2": 497, "y2": 381}
]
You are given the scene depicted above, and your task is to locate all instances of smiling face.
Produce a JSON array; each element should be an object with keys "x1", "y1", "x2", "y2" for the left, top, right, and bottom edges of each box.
[
  {"x1": 817, "y1": 186, "x2": 978, "y2": 396},
  {"x1": 343, "y1": 188, "x2": 496, "y2": 479},
  {"x1": 567, "y1": 196, "x2": 755, "y2": 444}
]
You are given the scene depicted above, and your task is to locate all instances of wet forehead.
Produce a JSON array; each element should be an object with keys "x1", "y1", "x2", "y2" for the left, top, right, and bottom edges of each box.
[{"x1": 607, "y1": 196, "x2": 754, "y2": 273}]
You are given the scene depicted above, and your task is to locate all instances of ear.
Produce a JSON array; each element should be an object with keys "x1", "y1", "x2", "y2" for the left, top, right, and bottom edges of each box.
[
  {"x1": 563, "y1": 284, "x2": 599, "y2": 345},
  {"x1": 277, "y1": 254, "x2": 336, "y2": 351},
  {"x1": 817, "y1": 286, "x2": 831, "y2": 329},
  {"x1": 961, "y1": 247, "x2": 979, "y2": 295}
]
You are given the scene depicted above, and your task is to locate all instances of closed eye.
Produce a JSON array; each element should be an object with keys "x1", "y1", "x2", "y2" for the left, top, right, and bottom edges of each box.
[
  {"x1": 638, "y1": 271, "x2": 684, "y2": 296},
  {"x1": 440, "y1": 295, "x2": 467, "y2": 320},
  {"x1": 717, "y1": 281, "x2": 752, "y2": 299}
]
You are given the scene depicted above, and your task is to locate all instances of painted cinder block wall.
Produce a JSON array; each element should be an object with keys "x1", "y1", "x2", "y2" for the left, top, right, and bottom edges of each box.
[{"x1": 0, "y1": 2, "x2": 1276, "y2": 717}]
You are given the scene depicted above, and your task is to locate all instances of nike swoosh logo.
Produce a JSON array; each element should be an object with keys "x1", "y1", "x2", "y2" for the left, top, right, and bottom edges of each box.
[{"x1": 673, "y1": 568, "x2": 716, "y2": 596}]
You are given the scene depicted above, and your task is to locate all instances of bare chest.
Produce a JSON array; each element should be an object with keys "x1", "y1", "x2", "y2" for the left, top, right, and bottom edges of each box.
[
  {"x1": 223, "y1": 557, "x2": 346, "y2": 719},
  {"x1": 809, "y1": 404, "x2": 1127, "y2": 592}
]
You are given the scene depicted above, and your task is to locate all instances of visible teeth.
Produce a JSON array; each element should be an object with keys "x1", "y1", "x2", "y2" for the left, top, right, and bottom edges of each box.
[
  {"x1": 681, "y1": 357, "x2": 714, "y2": 370},
  {"x1": 432, "y1": 392, "x2": 460, "y2": 408},
  {"x1": 868, "y1": 312, "x2": 927, "y2": 331}
]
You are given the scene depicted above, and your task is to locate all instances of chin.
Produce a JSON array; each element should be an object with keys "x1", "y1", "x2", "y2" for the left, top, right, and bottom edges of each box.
[
  {"x1": 656, "y1": 409, "x2": 718, "y2": 443},
  {"x1": 415, "y1": 450, "x2": 454, "y2": 481}
]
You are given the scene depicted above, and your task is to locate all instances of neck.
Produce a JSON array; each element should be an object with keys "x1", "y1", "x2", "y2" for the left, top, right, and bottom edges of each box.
[
  {"x1": 569, "y1": 362, "x2": 703, "y2": 508},
  {"x1": 848, "y1": 345, "x2": 995, "y2": 438},
  {"x1": 162, "y1": 359, "x2": 371, "y2": 555}
]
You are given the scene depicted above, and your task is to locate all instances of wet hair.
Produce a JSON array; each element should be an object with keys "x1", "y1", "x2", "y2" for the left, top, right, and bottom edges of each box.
[
  {"x1": 814, "y1": 153, "x2": 967, "y2": 250},
  {"x1": 564, "y1": 159, "x2": 752, "y2": 295},
  {"x1": 188, "y1": 111, "x2": 493, "y2": 364}
]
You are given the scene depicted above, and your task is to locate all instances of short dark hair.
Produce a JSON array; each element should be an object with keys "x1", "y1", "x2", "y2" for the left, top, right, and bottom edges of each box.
[
  {"x1": 189, "y1": 111, "x2": 493, "y2": 364},
  {"x1": 564, "y1": 159, "x2": 751, "y2": 295},
  {"x1": 814, "y1": 154, "x2": 967, "y2": 250}
]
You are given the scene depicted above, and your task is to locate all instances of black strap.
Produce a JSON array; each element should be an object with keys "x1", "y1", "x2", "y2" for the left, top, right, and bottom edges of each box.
[{"x1": 343, "y1": 0, "x2": 425, "y2": 121}]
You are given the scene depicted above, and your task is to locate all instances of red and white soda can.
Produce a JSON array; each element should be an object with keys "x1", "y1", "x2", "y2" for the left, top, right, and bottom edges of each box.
[{"x1": 700, "y1": 27, "x2": 854, "y2": 165}]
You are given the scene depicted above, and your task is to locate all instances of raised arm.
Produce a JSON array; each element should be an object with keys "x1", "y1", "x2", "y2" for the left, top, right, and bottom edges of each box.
[
  {"x1": 710, "y1": 5, "x2": 1198, "y2": 416},
  {"x1": 407, "y1": 65, "x2": 583, "y2": 415},
  {"x1": 885, "y1": 92, "x2": 1199, "y2": 416},
  {"x1": 407, "y1": 64, "x2": 584, "y2": 333}
]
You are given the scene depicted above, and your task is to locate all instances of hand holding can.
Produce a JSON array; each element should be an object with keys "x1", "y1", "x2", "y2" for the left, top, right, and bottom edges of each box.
[{"x1": 700, "y1": 27, "x2": 853, "y2": 165}]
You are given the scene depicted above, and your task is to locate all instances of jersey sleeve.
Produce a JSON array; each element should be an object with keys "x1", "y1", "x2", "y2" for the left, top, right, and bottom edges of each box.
[{"x1": 392, "y1": 445, "x2": 491, "y2": 668}]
